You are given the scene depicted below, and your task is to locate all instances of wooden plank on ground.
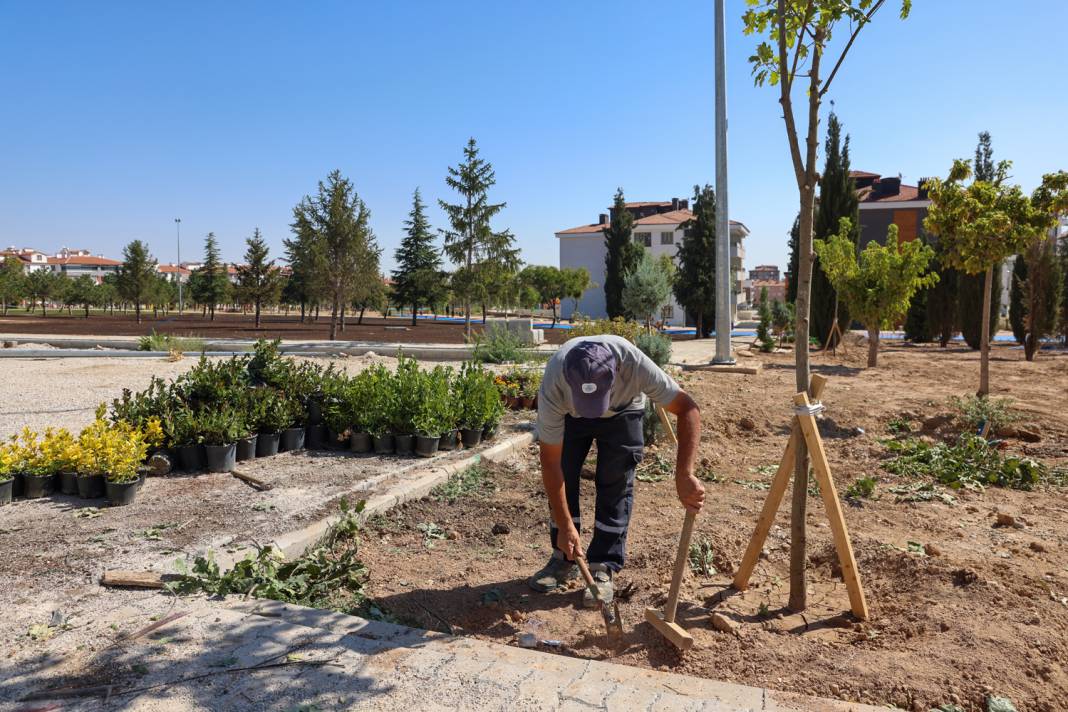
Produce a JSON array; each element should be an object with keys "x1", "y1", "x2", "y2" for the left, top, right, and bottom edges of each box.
[
  {"x1": 793, "y1": 391, "x2": 870, "y2": 621},
  {"x1": 232, "y1": 470, "x2": 272, "y2": 491},
  {"x1": 100, "y1": 570, "x2": 169, "y2": 589}
]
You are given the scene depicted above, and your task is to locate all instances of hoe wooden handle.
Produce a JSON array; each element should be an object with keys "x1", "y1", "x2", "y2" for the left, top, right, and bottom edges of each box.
[{"x1": 663, "y1": 510, "x2": 697, "y2": 624}]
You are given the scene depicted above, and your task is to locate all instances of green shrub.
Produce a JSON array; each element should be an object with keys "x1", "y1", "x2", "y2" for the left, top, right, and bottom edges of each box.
[
  {"x1": 138, "y1": 330, "x2": 206, "y2": 353},
  {"x1": 163, "y1": 406, "x2": 200, "y2": 446},
  {"x1": 635, "y1": 331, "x2": 672, "y2": 367},
  {"x1": 844, "y1": 476, "x2": 877, "y2": 499},
  {"x1": 471, "y1": 324, "x2": 526, "y2": 364},
  {"x1": 197, "y1": 407, "x2": 245, "y2": 446},
  {"x1": 949, "y1": 394, "x2": 1018, "y2": 433},
  {"x1": 570, "y1": 316, "x2": 641, "y2": 343}
]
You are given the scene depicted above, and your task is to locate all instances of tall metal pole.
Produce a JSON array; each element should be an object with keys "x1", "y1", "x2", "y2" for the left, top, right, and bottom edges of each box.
[
  {"x1": 174, "y1": 218, "x2": 183, "y2": 315},
  {"x1": 712, "y1": 0, "x2": 734, "y2": 363}
]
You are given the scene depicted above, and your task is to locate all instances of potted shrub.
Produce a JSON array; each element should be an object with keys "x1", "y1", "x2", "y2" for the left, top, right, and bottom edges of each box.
[
  {"x1": 482, "y1": 377, "x2": 506, "y2": 441},
  {"x1": 413, "y1": 366, "x2": 451, "y2": 458},
  {"x1": 279, "y1": 395, "x2": 306, "y2": 452},
  {"x1": 43, "y1": 428, "x2": 80, "y2": 495},
  {"x1": 455, "y1": 364, "x2": 486, "y2": 448},
  {"x1": 166, "y1": 406, "x2": 204, "y2": 473},
  {"x1": 391, "y1": 357, "x2": 422, "y2": 456},
  {"x1": 363, "y1": 364, "x2": 396, "y2": 454},
  {"x1": 198, "y1": 407, "x2": 242, "y2": 473},
  {"x1": 253, "y1": 390, "x2": 290, "y2": 457},
  {"x1": 235, "y1": 402, "x2": 258, "y2": 463},
  {"x1": 0, "y1": 440, "x2": 16, "y2": 505},
  {"x1": 103, "y1": 427, "x2": 151, "y2": 507},
  {"x1": 347, "y1": 370, "x2": 375, "y2": 453},
  {"x1": 16, "y1": 428, "x2": 55, "y2": 499}
]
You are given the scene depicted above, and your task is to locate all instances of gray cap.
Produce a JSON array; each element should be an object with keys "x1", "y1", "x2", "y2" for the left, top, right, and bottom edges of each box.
[{"x1": 563, "y1": 340, "x2": 617, "y2": 418}]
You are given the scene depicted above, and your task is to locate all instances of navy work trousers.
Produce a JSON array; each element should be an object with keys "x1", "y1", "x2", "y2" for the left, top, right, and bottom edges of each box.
[{"x1": 548, "y1": 410, "x2": 644, "y2": 572}]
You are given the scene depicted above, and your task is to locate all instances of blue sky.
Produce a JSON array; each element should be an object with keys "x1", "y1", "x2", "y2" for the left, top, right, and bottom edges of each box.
[{"x1": 2, "y1": 1, "x2": 1066, "y2": 275}]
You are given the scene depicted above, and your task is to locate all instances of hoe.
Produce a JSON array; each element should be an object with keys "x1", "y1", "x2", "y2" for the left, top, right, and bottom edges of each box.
[{"x1": 644, "y1": 509, "x2": 696, "y2": 651}]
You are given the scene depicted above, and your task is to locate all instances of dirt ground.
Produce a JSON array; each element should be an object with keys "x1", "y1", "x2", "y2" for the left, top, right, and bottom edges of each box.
[
  {"x1": 358, "y1": 339, "x2": 1068, "y2": 712},
  {"x1": 0, "y1": 311, "x2": 573, "y2": 344}
]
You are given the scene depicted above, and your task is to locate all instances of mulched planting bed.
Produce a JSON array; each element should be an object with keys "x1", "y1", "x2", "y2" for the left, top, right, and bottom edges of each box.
[{"x1": 357, "y1": 342, "x2": 1068, "y2": 712}]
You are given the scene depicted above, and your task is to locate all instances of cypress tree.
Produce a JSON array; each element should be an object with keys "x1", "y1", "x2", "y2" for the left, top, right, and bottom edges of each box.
[
  {"x1": 1060, "y1": 232, "x2": 1068, "y2": 345},
  {"x1": 603, "y1": 188, "x2": 642, "y2": 318},
  {"x1": 673, "y1": 184, "x2": 717, "y2": 338},
  {"x1": 903, "y1": 280, "x2": 932, "y2": 342},
  {"x1": 1008, "y1": 254, "x2": 1027, "y2": 344},
  {"x1": 785, "y1": 214, "x2": 799, "y2": 304},
  {"x1": 957, "y1": 132, "x2": 1001, "y2": 350},
  {"x1": 392, "y1": 188, "x2": 444, "y2": 326},
  {"x1": 811, "y1": 113, "x2": 859, "y2": 346},
  {"x1": 1021, "y1": 237, "x2": 1062, "y2": 361}
]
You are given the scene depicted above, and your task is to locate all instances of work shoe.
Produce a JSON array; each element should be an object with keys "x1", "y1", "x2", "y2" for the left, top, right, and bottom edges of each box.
[
  {"x1": 582, "y1": 563, "x2": 614, "y2": 609},
  {"x1": 528, "y1": 551, "x2": 579, "y2": 592}
]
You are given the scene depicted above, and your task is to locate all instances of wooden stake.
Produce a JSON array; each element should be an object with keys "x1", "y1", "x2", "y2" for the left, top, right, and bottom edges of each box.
[
  {"x1": 656, "y1": 406, "x2": 678, "y2": 446},
  {"x1": 232, "y1": 471, "x2": 272, "y2": 491},
  {"x1": 793, "y1": 391, "x2": 870, "y2": 621},
  {"x1": 733, "y1": 375, "x2": 827, "y2": 592},
  {"x1": 100, "y1": 571, "x2": 168, "y2": 589}
]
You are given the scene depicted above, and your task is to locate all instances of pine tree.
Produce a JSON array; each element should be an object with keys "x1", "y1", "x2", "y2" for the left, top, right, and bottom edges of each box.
[
  {"x1": 392, "y1": 189, "x2": 444, "y2": 326},
  {"x1": 194, "y1": 232, "x2": 230, "y2": 321},
  {"x1": 957, "y1": 132, "x2": 1001, "y2": 350},
  {"x1": 622, "y1": 253, "x2": 673, "y2": 329},
  {"x1": 66, "y1": 274, "x2": 99, "y2": 318},
  {"x1": 0, "y1": 257, "x2": 27, "y2": 316},
  {"x1": 603, "y1": 188, "x2": 642, "y2": 318},
  {"x1": 673, "y1": 184, "x2": 717, "y2": 338},
  {"x1": 560, "y1": 267, "x2": 591, "y2": 320},
  {"x1": 117, "y1": 240, "x2": 157, "y2": 324},
  {"x1": 438, "y1": 138, "x2": 517, "y2": 336},
  {"x1": 282, "y1": 224, "x2": 324, "y2": 323},
  {"x1": 291, "y1": 170, "x2": 379, "y2": 340},
  {"x1": 812, "y1": 113, "x2": 859, "y2": 346},
  {"x1": 236, "y1": 229, "x2": 283, "y2": 328},
  {"x1": 1008, "y1": 254, "x2": 1027, "y2": 344}
]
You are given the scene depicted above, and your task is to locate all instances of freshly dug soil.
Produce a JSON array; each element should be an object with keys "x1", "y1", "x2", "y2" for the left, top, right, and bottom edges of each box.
[{"x1": 359, "y1": 341, "x2": 1068, "y2": 711}]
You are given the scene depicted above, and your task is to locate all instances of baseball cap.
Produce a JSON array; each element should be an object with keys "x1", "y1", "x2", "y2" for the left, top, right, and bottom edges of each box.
[{"x1": 563, "y1": 340, "x2": 617, "y2": 418}]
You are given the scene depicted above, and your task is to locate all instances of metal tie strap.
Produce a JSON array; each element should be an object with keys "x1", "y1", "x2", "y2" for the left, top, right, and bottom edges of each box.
[{"x1": 794, "y1": 401, "x2": 825, "y2": 417}]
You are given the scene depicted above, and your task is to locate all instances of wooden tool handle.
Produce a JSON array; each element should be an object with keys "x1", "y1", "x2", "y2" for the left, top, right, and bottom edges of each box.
[
  {"x1": 575, "y1": 555, "x2": 597, "y2": 593},
  {"x1": 656, "y1": 406, "x2": 678, "y2": 446},
  {"x1": 663, "y1": 510, "x2": 697, "y2": 624}
]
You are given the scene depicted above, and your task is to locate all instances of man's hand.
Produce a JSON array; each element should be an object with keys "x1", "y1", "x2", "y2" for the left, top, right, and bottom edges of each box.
[
  {"x1": 556, "y1": 524, "x2": 582, "y2": 560},
  {"x1": 676, "y1": 473, "x2": 705, "y2": 513}
]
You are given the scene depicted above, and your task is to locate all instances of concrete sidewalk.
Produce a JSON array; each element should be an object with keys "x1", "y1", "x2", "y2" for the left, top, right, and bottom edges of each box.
[{"x1": 2, "y1": 598, "x2": 891, "y2": 712}]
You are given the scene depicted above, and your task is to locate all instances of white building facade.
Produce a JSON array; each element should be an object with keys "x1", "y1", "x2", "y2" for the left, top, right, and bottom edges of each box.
[{"x1": 556, "y1": 200, "x2": 748, "y2": 327}]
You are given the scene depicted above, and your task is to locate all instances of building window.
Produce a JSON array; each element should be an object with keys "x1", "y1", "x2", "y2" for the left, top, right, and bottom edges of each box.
[
  {"x1": 661, "y1": 304, "x2": 674, "y2": 319},
  {"x1": 660, "y1": 231, "x2": 674, "y2": 245},
  {"x1": 634, "y1": 232, "x2": 652, "y2": 247}
]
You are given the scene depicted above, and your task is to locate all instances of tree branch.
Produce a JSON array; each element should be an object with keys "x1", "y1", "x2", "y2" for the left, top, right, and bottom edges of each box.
[
  {"x1": 788, "y1": 0, "x2": 816, "y2": 86},
  {"x1": 777, "y1": 0, "x2": 806, "y2": 185},
  {"x1": 820, "y1": 0, "x2": 886, "y2": 97}
]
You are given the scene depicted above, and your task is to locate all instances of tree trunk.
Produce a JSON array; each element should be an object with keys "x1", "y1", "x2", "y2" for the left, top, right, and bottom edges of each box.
[
  {"x1": 464, "y1": 299, "x2": 471, "y2": 337},
  {"x1": 42, "y1": 298, "x2": 47, "y2": 317},
  {"x1": 85, "y1": 304, "x2": 89, "y2": 318},
  {"x1": 1024, "y1": 333, "x2": 1037, "y2": 361},
  {"x1": 135, "y1": 302, "x2": 141, "y2": 324},
  {"x1": 481, "y1": 302, "x2": 487, "y2": 324},
  {"x1": 789, "y1": 185, "x2": 816, "y2": 613},
  {"x1": 255, "y1": 300, "x2": 261, "y2": 328},
  {"x1": 329, "y1": 298, "x2": 338, "y2": 340},
  {"x1": 695, "y1": 311, "x2": 702, "y2": 340},
  {"x1": 867, "y1": 326, "x2": 880, "y2": 367},
  {"x1": 979, "y1": 266, "x2": 993, "y2": 396},
  {"x1": 411, "y1": 303, "x2": 418, "y2": 327},
  {"x1": 359, "y1": 306, "x2": 366, "y2": 325},
  {"x1": 340, "y1": 304, "x2": 346, "y2": 332}
]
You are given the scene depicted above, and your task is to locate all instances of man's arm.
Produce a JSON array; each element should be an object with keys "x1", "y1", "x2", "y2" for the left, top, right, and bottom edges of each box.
[
  {"x1": 539, "y1": 442, "x2": 582, "y2": 559},
  {"x1": 664, "y1": 390, "x2": 704, "y2": 513}
]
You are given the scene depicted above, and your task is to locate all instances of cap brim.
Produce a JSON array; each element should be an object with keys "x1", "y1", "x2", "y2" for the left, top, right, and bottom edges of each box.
[{"x1": 570, "y1": 383, "x2": 611, "y2": 419}]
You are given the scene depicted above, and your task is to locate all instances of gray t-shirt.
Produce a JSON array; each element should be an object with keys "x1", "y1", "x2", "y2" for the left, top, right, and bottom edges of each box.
[{"x1": 537, "y1": 334, "x2": 680, "y2": 445}]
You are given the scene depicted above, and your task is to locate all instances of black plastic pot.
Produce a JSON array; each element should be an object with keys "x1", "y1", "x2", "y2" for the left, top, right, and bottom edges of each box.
[
  {"x1": 372, "y1": 434, "x2": 395, "y2": 455},
  {"x1": 0, "y1": 479, "x2": 12, "y2": 505},
  {"x1": 394, "y1": 434, "x2": 414, "y2": 456},
  {"x1": 460, "y1": 428, "x2": 483, "y2": 448},
  {"x1": 23, "y1": 473, "x2": 54, "y2": 499},
  {"x1": 106, "y1": 478, "x2": 139, "y2": 506},
  {"x1": 12, "y1": 472, "x2": 24, "y2": 498},
  {"x1": 59, "y1": 471, "x2": 78, "y2": 495},
  {"x1": 77, "y1": 474, "x2": 105, "y2": 499},
  {"x1": 350, "y1": 431, "x2": 372, "y2": 453},
  {"x1": 257, "y1": 431, "x2": 281, "y2": 457},
  {"x1": 204, "y1": 443, "x2": 237, "y2": 473},
  {"x1": 280, "y1": 427, "x2": 305, "y2": 452},
  {"x1": 438, "y1": 430, "x2": 459, "y2": 451},
  {"x1": 305, "y1": 424, "x2": 328, "y2": 450},
  {"x1": 414, "y1": 435, "x2": 440, "y2": 458},
  {"x1": 306, "y1": 399, "x2": 324, "y2": 425},
  {"x1": 177, "y1": 444, "x2": 205, "y2": 473},
  {"x1": 482, "y1": 423, "x2": 498, "y2": 441},
  {"x1": 236, "y1": 435, "x2": 258, "y2": 461}
]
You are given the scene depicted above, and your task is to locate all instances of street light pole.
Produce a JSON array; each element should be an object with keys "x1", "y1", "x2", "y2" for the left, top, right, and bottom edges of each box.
[
  {"x1": 174, "y1": 218, "x2": 183, "y2": 315},
  {"x1": 712, "y1": 0, "x2": 734, "y2": 364}
]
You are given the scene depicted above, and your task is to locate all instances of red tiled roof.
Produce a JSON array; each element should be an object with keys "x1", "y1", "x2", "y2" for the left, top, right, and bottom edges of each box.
[
  {"x1": 557, "y1": 210, "x2": 747, "y2": 235},
  {"x1": 857, "y1": 184, "x2": 923, "y2": 203},
  {"x1": 623, "y1": 201, "x2": 672, "y2": 208},
  {"x1": 157, "y1": 264, "x2": 191, "y2": 275},
  {"x1": 849, "y1": 170, "x2": 881, "y2": 178},
  {"x1": 48, "y1": 255, "x2": 121, "y2": 266},
  {"x1": 556, "y1": 222, "x2": 608, "y2": 235}
]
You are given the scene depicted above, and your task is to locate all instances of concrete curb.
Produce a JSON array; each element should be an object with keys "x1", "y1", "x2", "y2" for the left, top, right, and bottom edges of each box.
[{"x1": 214, "y1": 428, "x2": 537, "y2": 567}]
